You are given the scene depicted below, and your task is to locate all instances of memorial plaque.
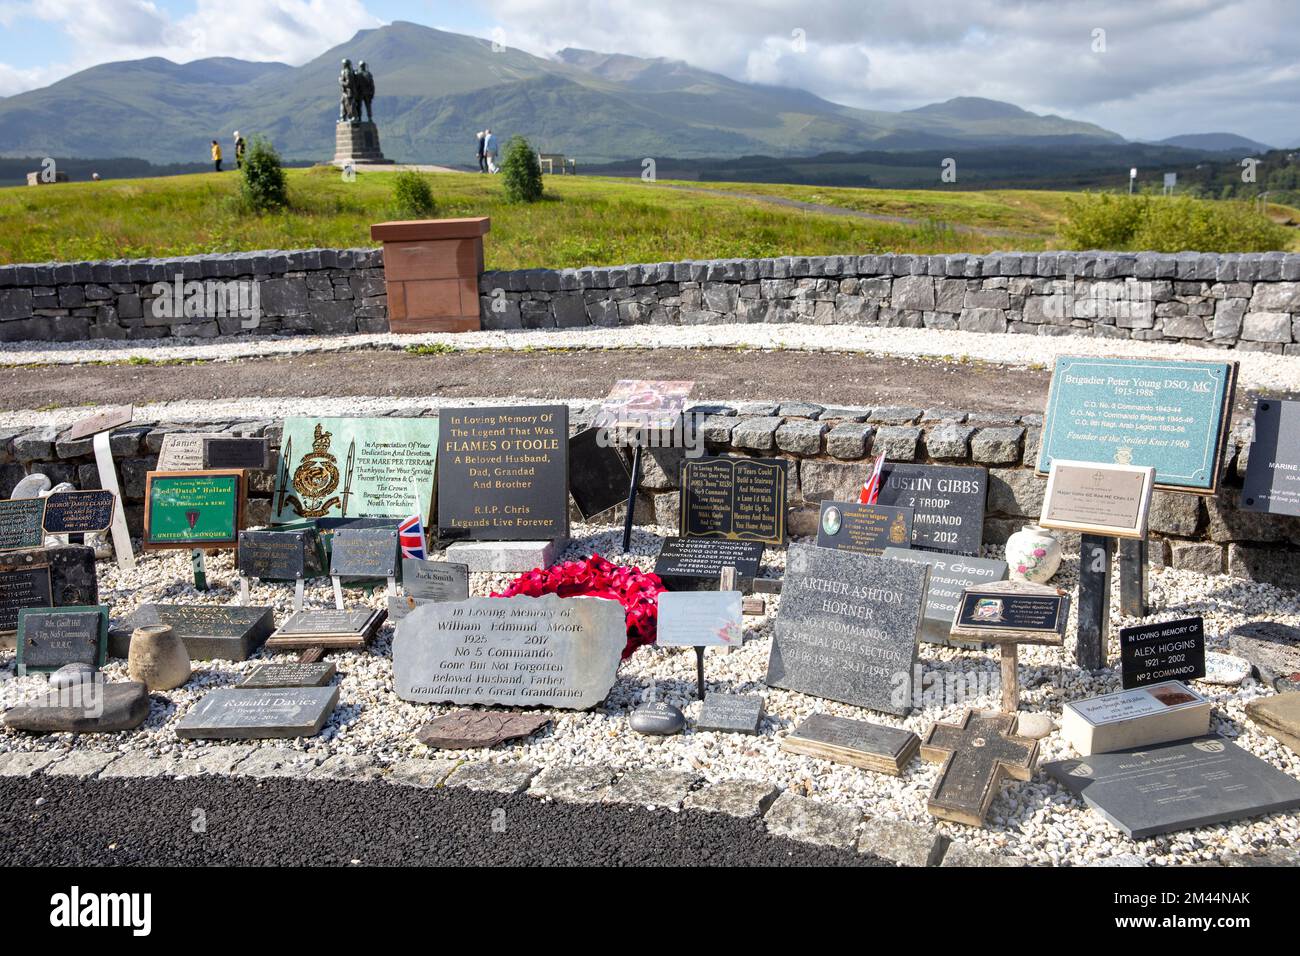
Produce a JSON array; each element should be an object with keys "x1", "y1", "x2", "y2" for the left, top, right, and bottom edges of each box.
[
  {"x1": 437, "y1": 405, "x2": 569, "y2": 541},
  {"x1": 568, "y1": 426, "x2": 632, "y2": 519},
  {"x1": 176, "y1": 685, "x2": 339, "y2": 739},
  {"x1": 0, "y1": 499, "x2": 46, "y2": 551},
  {"x1": 417, "y1": 710, "x2": 551, "y2": 749},
  {"x1": 273, "y1": 417, "x2": 438, "y2": 524},
  {"x1": 1242, "y1": 398, "x2": 1300, "y2": 517},
  {"x1": 0, "y1": 563, "x2": 53, "y2": 633},
  {"x1": 156, "y1": 432, "x2": 208, "y2": 471},
  {"x1": 816, "y1": 500, "x2": 913, "y2": 556},
  {"x1": 876, "y1": 463, "x2": 987, "y2": 554},
  {"x1": 1045, "y1": 736, "x2": 1300, "y2": 839},
  {"x1": 1038, "y1": 356, "x2": 1236, "y2": 493},
  {"x1": 143, "y1": 470, "x2": 244, "y2": 550},
  {"x1": 41, "y1": 490, "x2": 115, "y2": 535},
  {"x1": 653, "y1": 537, "x2": 764, "y2": 592},
  {"x1": 16, "y1": 605, "x2": 107, "y2": 675},
  {"x1": 765, "y1": 543, "x2": 928, "y2": 716},
  {"x1": 1040, "y1": 460, "x2": 1154, "y2": 539},
  {"x1": 203, "y1": 436, "x2": 271, "y2": 471},
  {"x1": 656, "y1": 591, "x2": 743, "y2": 648},
  {"x1": 67, "y1": 405, "x2": 133, "y2": 441},
  {"x1": 108, "y1": 604, "x2": 274, "y2": 660},
  {"x1": 330, "y1": 526, "x2": 399, "y2": 578},
  {"x1": 393, "y1": 594, "x2": 625, "y2": 709},
  {"x1": 1061, "y1": 681, "x2": 1211, "y2": 755},
  {"x1": 1120, "y1": 616, "x2": 1206, "y2": 690},
  {"x1": 238, "y1": 529, "x2": 309, "y2": 580},
  {"x1": 592, "y1": 379, "x2": 694, "y2": 435},
  {"x1": 402, "y1": 557, "x2": 470, "y2": 601},
  {"x1": 955, "y1": 587, "x2": 1066, "y2": 638},
  {"x1": 921, "y1": 710, "x2": 1038, "y2": 827},
  {"x1": 236, "y1": 661, "x2": 336, "y2": 688},
  {"x1": 883, "y1": 548, "x2": 1008, "y2": 646},
  {"x1": 680, "y1": 456, "x2": 786, "y2": 546},
  {"x1": 780, "y1": 714, "x2": 920, "y2": 775},
  {"x1": 265, "y1": 607, "x2": 385, "y2": 650},
  {"x1": 695, "y1": 692, "x2": 764, "y2": 734}
]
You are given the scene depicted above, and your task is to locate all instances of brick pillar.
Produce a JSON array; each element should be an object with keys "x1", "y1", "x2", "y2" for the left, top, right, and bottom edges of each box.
[{"x1": 369, "y1": 217, "x2": 490, "y2": 333}]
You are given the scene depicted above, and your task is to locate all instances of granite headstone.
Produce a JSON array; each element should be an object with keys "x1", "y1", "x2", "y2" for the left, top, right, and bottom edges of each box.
[{"x1": 876, "y1": 463, "x2": 988, "y2": 554}]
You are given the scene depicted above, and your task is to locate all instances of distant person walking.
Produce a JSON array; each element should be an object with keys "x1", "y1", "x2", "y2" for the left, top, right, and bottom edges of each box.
[
  {"x1": 233, "y1": 132, "x2": 247, "y2": 169},
  {"x1": 483, "y1": 129, "x2": 498, "y2": 173},
  {"x1": 476, "y1": 131, "x2": 487, "y2": 172},
  {"x1": 211, "y1": 140, "x2": 223, "y2": 172}
]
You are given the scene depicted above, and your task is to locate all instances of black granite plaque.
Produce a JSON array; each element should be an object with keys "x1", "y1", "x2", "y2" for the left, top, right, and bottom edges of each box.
[
  {"x1": 816, "y1": 501, "x2": 913, "y2": 555},
  {"x1": 956, "y1": 590, "x2": 1065, "y2": 633},
  {"x1": 237, "y1": 661, "x2": 336, "y2": 688},
  {"x1": 0, "y1": 546, "x2": 97, "y2": 632},
  {"x1": 275, "y1": 608, "x2": 379, "y2": 637},
  {"x1": 437, "y1": 405, "x2": 569, "y2": 541},
  {"x1": 1119, "y1": 616, "x2": 1206, "y2": 690},
  {"x1": 568, "y1": 426, "x2": 632, "y2": 519},
  {"x1": 653, "y1": 537, "x2": 764, "y2": 592},
  {"x1": 680, "y1": 456, "x2": 786, "y2": 546},
  {"x1": 882, "y1": 548, "x2": 1008, "y2": 646},
  {"x1": 330, "y1": 526, "x2": 399, "y2": 578},
  {"x1": 108, "y1": 604, "x2": 274, "y2": 660},
  {"x1": 695, "y1": 692, "x2": 764, "y2": 734},
  {"x1": 0, "y1": 498, "x2": 46, "y2": 551},
  {"x1": 402, "y1": 557, "x2": 469, "y2": 601},
  {"x1": 16, "y1": 605, "x2": 107, "y2": 675},
  {"x1": 41, "y1": 490, "x2": 116, "y2": 535},
  {"x1": 176, "y1": 685, "x2": 339, "y2": 739},
  {"x1": 203, "y1": 436, "x2": 271, "y2": 470},
  {"x1": 765, "y1": 543, "x2": 928, "y2": 716},
  {"x1": 239, "y1": 529, "x2": 308, "y2": 580},
  {"x1": 876, "y1": 463, "x2": 987, "y2": 554},
  {"x1": 1045, "y1": 736, "x2": 1300, "y2": 838},
  {"x1": 1242, "y1": 398, "x2": 1300, "y2": 517},
  {"x1": 0, "y1": 564, "x2": 53, "y2": 632}
]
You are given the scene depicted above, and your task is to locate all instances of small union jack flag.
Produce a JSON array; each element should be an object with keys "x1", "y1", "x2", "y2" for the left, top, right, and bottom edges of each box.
[
  {"x1": 397, "y1": 514, "x2": 426, "y2": 560},
  {"x1": 859, "y1": 453, "x2": 886, "y2": 505}
]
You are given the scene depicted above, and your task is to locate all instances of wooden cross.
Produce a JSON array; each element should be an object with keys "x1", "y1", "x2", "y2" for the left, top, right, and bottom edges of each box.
[{"x1": 919, "y1": 710, "x2": 1038, "y2": 827}]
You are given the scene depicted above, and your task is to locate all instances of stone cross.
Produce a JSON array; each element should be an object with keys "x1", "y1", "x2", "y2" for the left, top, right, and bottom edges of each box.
[{"x1": 920, "y1": 710, "x2": 1038, "y2": 827}]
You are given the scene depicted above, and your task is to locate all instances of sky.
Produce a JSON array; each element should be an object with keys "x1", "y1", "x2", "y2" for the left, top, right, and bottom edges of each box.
[{"x1": 0, "y1": 0, "x2": 1296, "y2": 146}]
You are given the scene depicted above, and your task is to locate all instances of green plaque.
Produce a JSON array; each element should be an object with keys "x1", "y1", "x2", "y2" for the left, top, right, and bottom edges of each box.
[
  {"x1": 273, "y1": 417, "x2": 438, "y2": 524},
  {"x1": 144, "y1": 470, "x2": 243, "y2": 549},
  {"x1": 16, "y1": 605, "x2": 108, "y2": 675}
]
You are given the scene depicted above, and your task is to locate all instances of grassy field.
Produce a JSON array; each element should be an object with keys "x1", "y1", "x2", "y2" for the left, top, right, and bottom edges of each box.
[{"x1": 1, "y1": 166, "x2": 1296, "y2": 267}]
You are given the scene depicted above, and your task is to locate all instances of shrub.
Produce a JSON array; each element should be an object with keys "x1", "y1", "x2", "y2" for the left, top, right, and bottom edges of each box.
[
  {"x1": 501, "y1": 136, "x2": 543, "y2": 203},
  {"x1": 1059, "y1": 193, "x2": 1147, "y2": 249},
  {"x1": 239, "y1": 136, "x2": 288, "y2": 212},
  {"x1": 391, "y1": 170, "x2": 437, "y2": 219},
  {"x1": 1061, "y1": 192, "x2": 1289, "y2": 252}
]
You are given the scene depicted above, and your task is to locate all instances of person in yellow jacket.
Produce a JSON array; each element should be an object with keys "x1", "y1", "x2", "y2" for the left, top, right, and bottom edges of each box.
[{"x1": 211, "y1": 140, "x2": 223, "y2": 172}]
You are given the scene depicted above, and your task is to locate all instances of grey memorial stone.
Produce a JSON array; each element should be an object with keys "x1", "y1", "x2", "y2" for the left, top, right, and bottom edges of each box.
[
  {"x1": 109, "y1": 604, "x2": 275, "y2": 660},
  {"x1": 882, "y1": 548, "x2": 1007, "y2": 647},
  {"x1": 4, "y1": 680, "x2": 150, "y2": 734},
  {"x1": 236, "y1": 661, "x2": 337, "y2": 688},
  {"x1": 402, "y1": 557, "x2": 469, "y2": 601},
  {"x1": 393, "y1": 595, "x2": 625, "y2": 710},
  {"x1": 175, "y1": 685, "x2": 340, "y2": 739},
  {"x1": 781, "y1": 713, "x2": 921, "y2": 774},
  {"x1": 695, "y1": 692, "x2": 764, "y2": 734},
  {"x1": 629, "y1": 701, "x2": 686, "y2": 735},
  {"x1": 765, "y1": 543, "x2": 928, "y2": 716},
  {"x1": 1228, "y1": 621, "x2": 1300, "y2": 690},
  {"x1": 876, "y1": 462, "x2": 988, "y2": 554},
  {"x1": 49, "y1": 661, "x2": 97, "y2": 689},
  {"x1": 1046, "y1": 735, "x2": 1300, "y2": 838},
  {"x1": 16, "y1": 605, "x2": 106, "y2": 675}
]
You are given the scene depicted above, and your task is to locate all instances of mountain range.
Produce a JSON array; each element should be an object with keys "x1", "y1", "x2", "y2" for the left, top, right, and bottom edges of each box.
[{"x1": 0, "y1": 21, "x2": 1269, "y2": 167}]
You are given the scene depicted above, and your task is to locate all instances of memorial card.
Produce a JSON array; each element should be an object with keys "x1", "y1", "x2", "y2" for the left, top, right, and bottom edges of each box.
[
  {"x1": 1037, "y1": 356, "x2": 1236, "y2": 493},
  {"x1": 656, "y1": 591, "x2": 743, "y2": 647},
  {"x1": 437, "y1": 405, "x2": 569, "y2": 541},
  {"x1": 273, "y1": 417, "x2": 438, "y2": 524},
  {"x1": 143, "y1": 470, "x2": 244, "y2": 550},
  {"x1": 568, "y1": 426, "x2": 632, "y2": 519},
  {"x1": 41, "y1": 490, "x2": 115, "y2": 536},
  {"x1": 875, "y1": 463, "x2": 987, "y2": 554},
  {"x1": 16, "y1": 605, "x2": 107, "y2": 675},
  {"x1": 680, "y1": 456, "x2": 786, "y2": 546},
  {"x1": 238, "y1": 529, "x2": 309, "y2": 580},
  {"x1": 330, "y1": 525, "x2": 400, "y2": 578},
  {"x1": 1241, "y1": 398, "x2": 1300, "y2": 517},
  {"x1": 882, "y1": 548, "x2": 1008, "y2": 646},
  {"x1": 1040, "y1": 460, "x2": 1154, "y2": 539},
  {"x1": 816, "y1": 500, "x2": 913, "y2": 555},
  {"x1": 653, "y1": 537, "x2": 764, "y2": 592},
  {"x1": 1119, "y1": 616, "x2": 1206, "y2": 689},
  {"x1": 0, "y1": 498, "x2": 46, "y2": 551}
]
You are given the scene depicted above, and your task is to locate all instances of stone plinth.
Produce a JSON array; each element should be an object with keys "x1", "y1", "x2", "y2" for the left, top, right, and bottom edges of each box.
[
  {"x1": 370, "y1": 217, "x2": 490, "y2": 333},
  {"x1": 332, "y1": 121, "x2": 393, "y2": 167}
]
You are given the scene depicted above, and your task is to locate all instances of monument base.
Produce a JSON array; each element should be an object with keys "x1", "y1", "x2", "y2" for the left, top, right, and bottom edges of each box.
[
  {"x1": 332, "y1": 121, "x2": 393, "y2": 167},
  {"x1": 444, "y1": 537, "x2": 568, "y2": 573}
]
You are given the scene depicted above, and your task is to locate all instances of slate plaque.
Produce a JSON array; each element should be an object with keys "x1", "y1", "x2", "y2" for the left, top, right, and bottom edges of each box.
[
  {"x1": 203, "y1": 436, "x2": 270, "y2": 471},
  {"x1": 1242, "y1": 398, "x2": 1300, "y2": 517},
  {"x1": 143, "y1": 470, "x2": 243, "y2": 550},
  {"x1": 568, "y1": 426, "x2": 632, "y2": 519},
  {"x1": 108, "y1": 604, "x2": 274, "y2": 660},
  {"x1": 393, "y1": 595, "x2": 625, "y2": 709},
  {"x1": 238, "y1": 529, "x2": 308, "y2": 580},
  {"x1": 402, "y1": 557, "x2": 469, "y2": 601},
  {"x1": 1120, "y1": 616, "x2": 1206, "y2": 690},
  {"x1": 956, "y1": 589, "x2": 1066, "y2": 634},
  {"x1": 656, "y1": 591, "x2": 743, "y2": 648},
  {"x1": 16, "y1": 605, "x2": 107, "y2": 675},
  {"x1": 275, "y1": 608, "x2": 379, "y2": 637},
  {"x1": 237, "y1": 661, "x2": 336, "y2": 688},
  {"x1": 0, "y1": 499, "x2": 46, "y2": 551},
  {"x1": 41, "y1": 490, "x2": 115, "y2": 535},
  {"x1": 765, "y1": 543, "x2": 928, "y2": 716},
  {"x1": 0, "y1": 564, "x2": 53, "y2": 633},
  {"x1": 1038, "y1": 356, "x2": 1236, "y2": 494},
  {"x1": 883, "y1": 548, "x2": 1008, "y2": 646},
  {"x1": 437, "y1": 405, "x2": 569, "y2": 541},
  {"x1": 681, "y1": 456, "x2": 786, "y2": 546},
  {"x1": 1045, "y1": 736, "x2": 1300, "y2": 839},
  {"x1": 816, "y1": 501, "x2": 913, "y2": 555},
  {"x1": 876, "y1": 463, "x2": 987, "y2": 555},
  {"x1": 176, "y1": 685, "x2": 340, "y2": 739},
  {"x1": 156, "y1": 432, "x2": 208, "y2": 471},
  {"x1": 695, "y1": 692, "x2": 764, "y2": 734},
  {"x1": 330, "y1": 526, "x2": 399, "y2": 578},
  {"x1": 781, "y1": 714, "x2": 920, "y2": 774},
  {"x1": 654, "y1": 537, "x2": 764, "y2": 592}
]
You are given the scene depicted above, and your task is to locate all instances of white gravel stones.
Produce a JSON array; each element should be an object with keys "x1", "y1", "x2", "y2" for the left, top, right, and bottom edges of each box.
[
  {"x1": 765, "y1": 791, "x2": 863, "y2": 850},
  {"x1": 604, "y1": 768, "x2": 699, "y2": 810},
  {"x1": 46, "y1": 751, "x2": 119, "y2": 778},
  {"x1": 1015, "y1": 713, "x2": 1056, "y2": 740},
  {"x1": 386, "y1": 758, "x2": 458, "y2": 789},
  {"x1": 684, "y1": 778, "x2": 782, "y2": 818},
  {"x1": 857, "y1": 817, "x2": 949, "y2": 867},
  {"x1": 444, "y1": 761, "x2": 538, "y2": 795}
]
